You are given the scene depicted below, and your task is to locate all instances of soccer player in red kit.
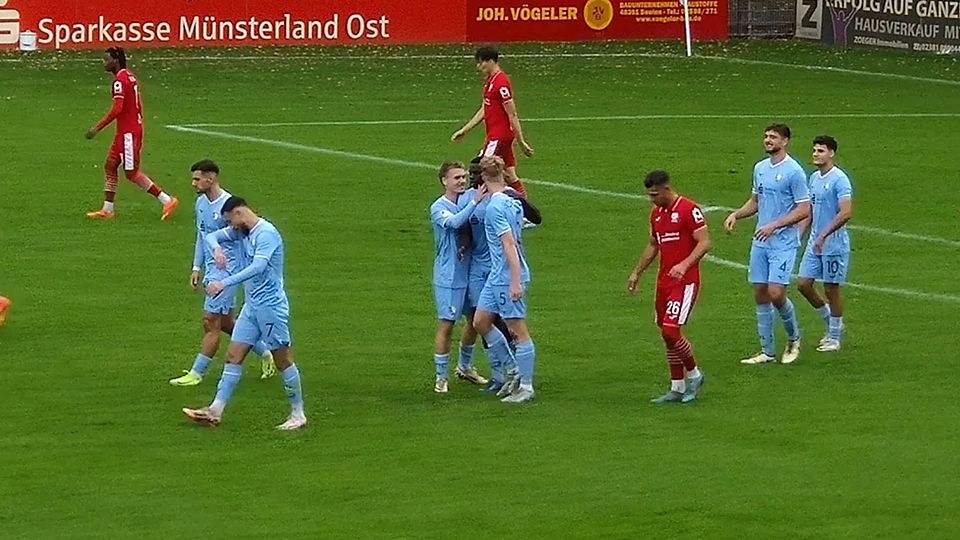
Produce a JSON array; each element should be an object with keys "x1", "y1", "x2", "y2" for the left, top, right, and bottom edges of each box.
[
  {"x1": 452, "y1": 46, "x2": 534, "y2": 200},
  {"x1": 85, "y1": 47, "x2": 179, "y2": 220},
  {"x1": 628, "y1": 171, "x2": 712, "y2": 404}
]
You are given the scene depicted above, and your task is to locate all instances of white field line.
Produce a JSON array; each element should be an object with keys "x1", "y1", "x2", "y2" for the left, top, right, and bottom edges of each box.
[
  {"x1": 179, "y1": 112, "x2": 960, "y2": 128},
  {"x1": 7, "y1": 51, "x2": 959, "y2": 87},
  {"x1": 165, "y1": 124, "x2": 960, "y2": 304}
]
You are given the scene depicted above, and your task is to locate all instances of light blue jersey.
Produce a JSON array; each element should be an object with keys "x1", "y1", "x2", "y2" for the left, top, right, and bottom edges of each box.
[
  {"x1": 430, "y1": 194, "x2": 477, "y2": 289},
  {"x1": 207, "y1": 219, "x2": 291, "y2": 350},
  {"x1": 806, "y1": 167, "x2": 853, "y2": 255},
  {"x1": 464, "y1": 187, "x2": 492, "y2": 281},
  {"x1": 484, "y1": 192, "x2": 530, "y2": 286},
  {"x1": 193, "y1": 191, "x2": 236, "y2": 281},
  {"x1": 207, "y1": 219, "x2": 288, "y2": 309},
  {"x1": 752, "y1": 155, "x2": 810, "y2": 251}
]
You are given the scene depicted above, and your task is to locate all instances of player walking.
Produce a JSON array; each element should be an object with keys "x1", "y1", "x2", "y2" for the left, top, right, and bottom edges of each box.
[
  {"x1": 452, "y1": 47, "x2": 534, "y2": 206},
  {"x1": 85, "y1": 47, "x2": 178, "y2": 220},
  {"x1": 724, "y1": 124, "x2": 811, "y2": 365},
  {"x1": 628, "y1": 171, "x2": 711, "y2": 404},
  {"x1": 183, "y1": 197, "x2": 306, "y2": 430},
  {"x1": 797, "y1": 136, "x2": 853, "y2": 352},
  {"x1": 169, "y1": 160, "x2": 275, "y2": 387}
]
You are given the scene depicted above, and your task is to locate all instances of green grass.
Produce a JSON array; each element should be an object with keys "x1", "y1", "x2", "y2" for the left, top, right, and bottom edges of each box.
[{"x1": 1, "y1": 40, "x2": 959, "y2": 539}]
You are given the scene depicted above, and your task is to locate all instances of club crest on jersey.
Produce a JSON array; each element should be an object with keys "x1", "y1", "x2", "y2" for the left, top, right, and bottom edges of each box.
[
  {"x1": 776, "y1": 174, "x2": 783, "y2": 182},
  {"x1": 671, "y1": 212, "x2": 680, "y2": 223},
  {"x1": 213, "y1": 212, "x2": 221, "y2": 220}
]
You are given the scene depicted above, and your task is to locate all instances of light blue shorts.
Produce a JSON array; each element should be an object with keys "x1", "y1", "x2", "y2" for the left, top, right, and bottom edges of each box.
[
  {"x1": 466, "y1": 274, "x2": 489, "y2": 312},
  {"x1": 799, "y1": 250, "x2": 850, "y2": 284},
  {"x1": 477, "y1": 282, "x2": 529, "y2": 320},
  {"x1": 203, "y1": 283, "x2": 237, "y2": 315},
  {"x1": 749, "y1": 245, "x2": 798, "y2": 285},
  {"x1": 232, "y1": 303, "x2": 291, "y2": 351},
  {"x1": 434, "y1": 286, "x2": 467, "y2": 322}
]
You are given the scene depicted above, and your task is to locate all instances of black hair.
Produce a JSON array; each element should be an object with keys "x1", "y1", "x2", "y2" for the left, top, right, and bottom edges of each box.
[
  {"x1": 474, "y1": 46, "x2": 500, "y2": 63},
  {"x1": 190, "y1": 159, "x2": 220, "y2": 174},
  {"x1": 813, "y1": 135, "x2": 838, "y2": 152},
  {"x1": 221, "y1": 196, "x2": 247, "y2": 214},
  {"x1": 643, "y1": 170, "x2": 671, "y2": 189},
  {"x1": 765, "y1": 123, "x2": 791, "y2": 139},
  {"x1": 105, "y1": 47, "x2": 127, "y2": 69}
]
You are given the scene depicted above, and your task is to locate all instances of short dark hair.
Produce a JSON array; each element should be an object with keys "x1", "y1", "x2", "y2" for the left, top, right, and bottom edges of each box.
[
  {"x1": 813, "y1": 135, "x2": 838, "y2": 152},
  {"x1": 765, "y1": 123, "x2": 791, "y2": 139},
  {"x1": 644, "y1": 170, "x2": 671, "y2": 189},
  {"x1": 475, "y1": 46, "x2": 500, "y2": 63},
  {"x1": 190, "y1": 159, "x2": 220, "y2": 174},
  {"x1": 221, "y1": 196, "x2": 247, "y2": 214},
  {"x1": 105, "y1": 47, "x2": 127, "y2": 69}
]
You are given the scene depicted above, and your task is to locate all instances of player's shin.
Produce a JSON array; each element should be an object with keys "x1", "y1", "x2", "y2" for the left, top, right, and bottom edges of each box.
[
  {"x1": 210, "y1": 363, "x2": 242, "y2": 416},
  {"x1": 514, "y1": 339, "x2": 536, "y2": 391},
  {"x1": 756, "y1": 303, "x2": 776, "y2": 356},
  {"x1": 281, "y1": 363, "x2": 305, "y2": 417},
  {"x1": 777, "y1": 298, "x2": 801, "y2": 342}
]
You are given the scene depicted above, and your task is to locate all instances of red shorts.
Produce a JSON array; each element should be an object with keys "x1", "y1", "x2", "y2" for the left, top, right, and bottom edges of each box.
[
  {"x1": 479, "y1": 136, "x2": 516, "y2": 169},
  {"x1": 655, "y1": 280, "x2": 700, "y2": 328},
  {"x1": 109, "y1": 130, "x2": 143, "y2": 172}
]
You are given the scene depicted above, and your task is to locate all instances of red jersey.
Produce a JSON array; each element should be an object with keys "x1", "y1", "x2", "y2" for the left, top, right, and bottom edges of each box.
[
  {"x1": 651, "y1": 196, "x2": 707, "y2": 285},
  {"x1": 483, "y1": 70, "x2": 514, "y2": 140},
  {"x1": 111, "y1": 69, "x2": 143, "y2": 133}
]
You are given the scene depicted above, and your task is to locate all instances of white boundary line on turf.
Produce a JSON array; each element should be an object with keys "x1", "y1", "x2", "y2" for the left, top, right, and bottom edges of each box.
[
  {"x1": 5, "y1": 51, "x2": 960, "y2": 87},
  {"x1": 179, "y1": 112, "x2": 960, "y2": 128},
  {"x1": 165, "y1": 124, "x2": 960, "y2": 304}
]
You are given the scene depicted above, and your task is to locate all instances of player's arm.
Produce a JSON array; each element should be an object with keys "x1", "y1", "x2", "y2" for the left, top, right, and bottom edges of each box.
[
  {"x1": 190, "y1": 227, "x2": 204, "y2": 289},
  {"x1": 502, "y1": 100, "x2": 533, "y2": 157},
  {"x1": 432, "y1": 188, "x2": 486, "y2": 230},
  {"x1": 457, "y1": 226, "x2": 473, "y2": 260},
  {"x1": 452, "y1": 107, "x2": 484, "y2": 141},
  {"x1": 505, "y1": 189, "x2": 542, "y2": 224},
  {"x1": 500, "y1": 230, "x2": 524, "y2": 300},
  {"x1": 814, "y1": 195, "x2": 853, "y2": 253},
  {"x1": 628, "y1": 233, "x2": 659, "y2": 295},
  {"x1": 724, "y1": 194, "x2": 758, "y2": 233},
  {"x1": 220, "y1": 232, "x2": 279, "y2": 288},
  {"x1": 204, "y1": 227, "x2": 240, "y2": 269},
  {"x1": 672, "y1": 226, "x2": 711, "y2": 280},
  {"x1": 86, "y1": 82, "x2": 125, "y2": 139}
]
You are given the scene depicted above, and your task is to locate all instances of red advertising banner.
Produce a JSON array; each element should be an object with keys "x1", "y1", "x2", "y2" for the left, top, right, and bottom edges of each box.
[
  {"x1": 0, "y1": 0, "x2": 726, "y2": 50},
  {"x1": 467, "y1": 0, "x2": 728, "y2": 42},
  {"x1": 0, "y1": 0, "x2": 466, "y2": 49}
]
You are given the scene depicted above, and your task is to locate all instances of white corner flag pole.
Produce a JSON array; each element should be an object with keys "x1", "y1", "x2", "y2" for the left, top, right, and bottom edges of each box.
[{"x1": 680, "y1": 0, "x2": 693, "y2": 57}]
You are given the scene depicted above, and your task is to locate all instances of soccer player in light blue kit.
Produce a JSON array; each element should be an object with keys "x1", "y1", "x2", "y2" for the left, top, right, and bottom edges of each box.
[
  {"x1": 431, "y1": 161, "x2": 489, "y2": 393},
  {"x1": 724, "y1": 124, "x2": 811, "y2": 365},
  {"x1": 169, "y1": 160, "x2": 275, "y2": 386},
  {"x1": 798, "y1": 135, "x2": 853, "y2": 352},
  {"x1": 472, "y1": 156, "x2": 537, "y2": 403},
  {"x1": 182, "y1": 197, "x2": 306, "y2": 430}
]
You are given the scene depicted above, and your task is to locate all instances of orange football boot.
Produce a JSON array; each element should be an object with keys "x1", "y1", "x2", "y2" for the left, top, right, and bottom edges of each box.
[
  {"x1": 86, "y1": 209, "x2": 116, "y2": 220},
  {"x1": 0, "y1": 296, "x2": 11, "y2": 326},
  {"x1": 162, "y1": 197, "x2": 180, "y2": 221}
]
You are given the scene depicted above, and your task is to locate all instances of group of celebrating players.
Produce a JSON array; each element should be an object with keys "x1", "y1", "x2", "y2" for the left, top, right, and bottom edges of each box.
[
  {"x1": 431, "y1": 49, "x2": 854, "y2": 405},
  {"x1": 24, "y1": 43, "x2": 852, "y2": 429}
]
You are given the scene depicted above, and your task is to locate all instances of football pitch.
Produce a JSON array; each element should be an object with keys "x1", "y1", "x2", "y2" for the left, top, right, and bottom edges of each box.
[{"x1": 1, "y1": 40, "x2": 959, "y2": 538}]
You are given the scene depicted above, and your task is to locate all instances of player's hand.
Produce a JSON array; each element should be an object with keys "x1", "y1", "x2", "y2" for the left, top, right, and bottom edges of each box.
[
  {"x1": 85, "y1": 127, "x2": 98, "y2": 140},
  {"x1": 190, "y1": 271, "x2": 201, "y2": 290},
  {"x1": 627, "y1": 270, "x2": 641, "y2": 295},
  {"x1": 754, "y1": 224, "x2": 778, "y2": 241},
  {"x1": 205, "y1": 281, "x2": 226, "y2": 297},
  {"x1": 451, "y1": 129, "x2": 467, "y2": 143},
  {"x1": 668, "y1": 263, "x2": 688, "y2": 280},
  {"x1": 473, "y1": 184, "x2": 489, "y2": 202},
  {"x1": 723, "y1": 213, "x2": 738, "y2": 234},
  {"x1": 520, "y1": 140, "x2": 534, "y2": 157},
  {"x1": 813, "y1": 235, "x2": 826, "y2": 254},
  {"x1": 214, "y1": 247, "x2": 227, "y2": 270},
  {"x1": 509, "y1": 281, "x2": 524, "y2": 302}
]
